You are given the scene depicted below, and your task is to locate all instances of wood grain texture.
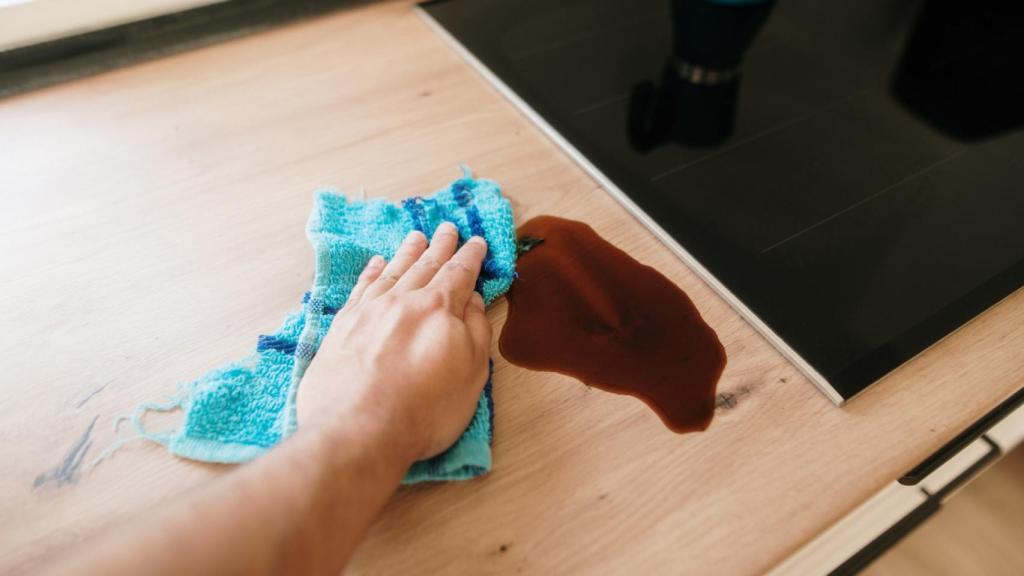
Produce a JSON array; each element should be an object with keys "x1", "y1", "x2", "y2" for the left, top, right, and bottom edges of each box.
[{"x1": 0, "y1": 2, "x2": 1021, "y2": 573}]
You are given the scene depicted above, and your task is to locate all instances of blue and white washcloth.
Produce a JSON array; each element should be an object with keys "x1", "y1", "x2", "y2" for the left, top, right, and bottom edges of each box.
[{"x1": 131, "y1": 172, "x2": 517, "y2": 483}]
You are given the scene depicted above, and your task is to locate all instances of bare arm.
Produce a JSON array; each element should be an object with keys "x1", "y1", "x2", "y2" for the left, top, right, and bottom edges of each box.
[{"x1": 44, "y1": 223, "x2": 491, "y2": 576}]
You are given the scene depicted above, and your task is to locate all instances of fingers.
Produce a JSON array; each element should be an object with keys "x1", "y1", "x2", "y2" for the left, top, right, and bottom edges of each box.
[
  {"x1": 429, "y1": 236, "x2": 488, "y2": 316},
  {"x1": 363, "y1": 231, "x2": 427, "y2": 300},
  {"x1": 463, "y1": 291, "x2": 492, "y2": 359},
  {"x1": 395, "y1": 222, "x2": 460, "y2": 292},
  {"x1": 343, "y1": 255, "x2": 385, "y2": 310}
]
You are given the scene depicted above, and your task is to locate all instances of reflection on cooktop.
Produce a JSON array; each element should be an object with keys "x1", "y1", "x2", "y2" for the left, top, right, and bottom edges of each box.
[{"x1": 422, "y1": 0, "x2": 1024, "y2": 402}]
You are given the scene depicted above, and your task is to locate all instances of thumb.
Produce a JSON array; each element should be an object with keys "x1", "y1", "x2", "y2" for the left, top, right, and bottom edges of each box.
[{"x1": 463, "y1": 291, "x2": 492, "y2": 357}]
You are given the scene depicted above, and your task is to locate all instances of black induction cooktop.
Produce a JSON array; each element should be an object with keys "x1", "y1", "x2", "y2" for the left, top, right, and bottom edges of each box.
[{"x1": 421, "y1": 0, "x2": 1024, "y2": 403}]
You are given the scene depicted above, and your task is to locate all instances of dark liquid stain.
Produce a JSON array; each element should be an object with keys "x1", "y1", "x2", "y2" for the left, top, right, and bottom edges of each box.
[{"x1": 499, "y1": 216, "x2": 727, "y2": 433}]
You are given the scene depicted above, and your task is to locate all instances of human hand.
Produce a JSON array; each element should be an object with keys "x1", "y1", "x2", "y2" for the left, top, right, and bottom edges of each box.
[{"x1": 298, "y1": 222, "x2": 493, "y2": 465}]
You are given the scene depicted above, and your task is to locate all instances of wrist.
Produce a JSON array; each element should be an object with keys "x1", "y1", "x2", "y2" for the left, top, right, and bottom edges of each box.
[
  {"x1": 297, "y1": 364, "x2": 424, "y2": 479},
  {"x1": 301, "y1": 407, "x2": 418, "y2": 484}
]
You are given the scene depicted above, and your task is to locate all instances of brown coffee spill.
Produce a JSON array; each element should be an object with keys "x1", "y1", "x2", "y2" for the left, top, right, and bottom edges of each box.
[{"x1": 499, "y1": 216, "x2": 727, "y2": 433}]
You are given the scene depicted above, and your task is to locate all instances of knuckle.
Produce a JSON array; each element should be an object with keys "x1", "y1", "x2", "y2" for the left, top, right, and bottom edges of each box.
[
  {"x1": 419, "y1": 289, "x2": 448, "y2": 310},
  {"x1": 414, "y1": 257, "x2": 442, "y2": 270},
  {"x1": 443, "y1": 260, "x2": 471, "y2": 274},
  {"x1": 379, "y1": 292, "x2": 402, "y2": 308}
]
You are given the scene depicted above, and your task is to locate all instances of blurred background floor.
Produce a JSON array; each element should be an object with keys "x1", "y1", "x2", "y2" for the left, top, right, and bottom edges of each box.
[{"x1": 865, "y1": 445, "x2": 1024, "y2": 576}]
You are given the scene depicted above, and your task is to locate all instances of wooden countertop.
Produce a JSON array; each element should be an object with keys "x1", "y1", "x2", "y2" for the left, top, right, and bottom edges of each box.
[{"x1": 1, "y1": 2, "x2": 1021, "y2": 573}]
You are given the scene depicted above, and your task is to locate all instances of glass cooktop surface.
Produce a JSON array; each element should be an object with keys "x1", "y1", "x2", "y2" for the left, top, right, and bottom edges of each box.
[{"x1": 422, "y1": 0, "x2": 1024, "y2": 402}]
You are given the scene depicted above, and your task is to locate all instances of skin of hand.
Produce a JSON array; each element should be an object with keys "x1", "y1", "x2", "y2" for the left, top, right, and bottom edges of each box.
[
  {"x1": 38, "y1": 223, "x2": 492, "y2": 576},
  {"x1": 299, "y1": 221, "x2": 493, "y2": 463}
]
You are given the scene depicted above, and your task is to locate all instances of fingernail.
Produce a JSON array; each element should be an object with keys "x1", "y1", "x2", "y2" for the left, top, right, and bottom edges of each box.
[
  {"x1": 436, "y1": 222, "x2": 456, "y2": 235},
  {"x1": 368, "y1": 255, "x2": 384, "y2": 267},
  {"x1": 404, "y1": 230, "x2": 426, "y2": 244},
  {"x1": 469, "y1": 236, "x2": 487, "y2": 246}
]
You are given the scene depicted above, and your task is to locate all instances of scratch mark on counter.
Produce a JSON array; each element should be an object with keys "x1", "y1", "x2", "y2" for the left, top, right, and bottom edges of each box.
[
  {"x1": 76, "y1": 381, "x2": 112, "y2": 409},
  {"x1": 715, "y1": 384, "x2": 753, "y2": 411},
  {"x1": 33, "y1": 416, "x2": 98, "y2": 489}
]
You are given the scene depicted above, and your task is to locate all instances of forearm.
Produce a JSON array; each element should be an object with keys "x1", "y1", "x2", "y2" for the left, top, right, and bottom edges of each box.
[
  {"x1": 46, "y1": 414, "x2": 411, "y2": 576},
  {"x1": 43, "y1": 225, "x2": 492, "y2": 575}
]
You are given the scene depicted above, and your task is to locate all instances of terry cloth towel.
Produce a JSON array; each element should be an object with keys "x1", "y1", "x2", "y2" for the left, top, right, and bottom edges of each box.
[{"x1": 131, "y1": 173, "x2": 517, "y2": 483}]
